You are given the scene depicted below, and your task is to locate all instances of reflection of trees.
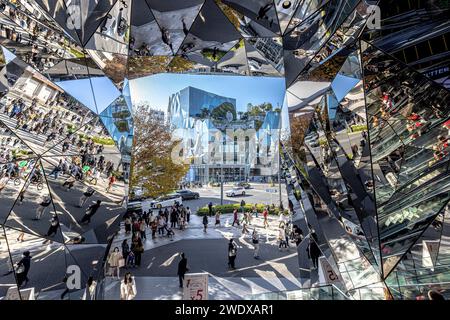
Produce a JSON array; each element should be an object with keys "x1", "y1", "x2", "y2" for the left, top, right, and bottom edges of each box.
[
  {"x1": 167, "y1": 56, "x2": 195, "y2": 73},
  {"x1": 130, "y1": 105, "x2": 189, "y2": 198},
  {"x1": 127, "y1": 56, "x2": 170, "y2": 79},
  {"x1": 303, "y1": 55, "x2": 347, "y2": 82},
  {"x1": 287, "y1": 112, "x2": 313, "y2": 163},
  {"x1": 102, "y1": 54, "x2": 127, "y2": 85},
  {"x1": 211, "y1": 102, "x2": 236, "y2": 120},
  {"x1": 214, "y1": 0, "x2": 241, "y2": 30}
]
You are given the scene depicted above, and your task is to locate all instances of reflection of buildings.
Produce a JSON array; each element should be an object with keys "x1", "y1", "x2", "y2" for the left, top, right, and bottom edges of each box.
[
  {"x1": 250, "y1": 38, "x2": 284, "y2": 73},
  {"x1": 167, "y1": 86, "x2": 280, "y2": 183},
  {"x1": 100, "y1": 95, "x2": 133, "y2": 167}
]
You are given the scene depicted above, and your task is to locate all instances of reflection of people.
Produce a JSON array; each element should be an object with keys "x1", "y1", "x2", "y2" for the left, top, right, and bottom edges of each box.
[
  {"x1": 78, "y1": 187, "x2": 95, "y2": 207},
  {"x1": 45, "y1": 214, "x2": 60, "y2": 238},
  {"x1": 0, "y1": 176, "x2": 9, "y2": 192},
  {"x1": 34, "y1": 195, "x2": 52, "y2": 220},
  {"x1": 62, "y1": 176, "x2": 76, "y2": 191},
  {"x1": 80, "y1": 200, "x2": 102, "y2": 224}
]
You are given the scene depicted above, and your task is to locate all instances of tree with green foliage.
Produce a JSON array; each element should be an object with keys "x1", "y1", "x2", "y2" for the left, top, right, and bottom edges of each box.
[{"x1": 130, "y1": 105, "x2": 189, "y2": 198}]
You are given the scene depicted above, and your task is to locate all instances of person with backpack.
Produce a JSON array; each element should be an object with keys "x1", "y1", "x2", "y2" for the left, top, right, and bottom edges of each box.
[
  {"x1": 203, "y1": 214, "x2": 208, "y2": 233},
  {"x1": 78, "y1": 186, "x2": 95, "y2": 207},
  {"x1": 252, "y1": 229, "x2": 260, "y2": 259},
  {"x1": 228, "y1": 239, "x2": 237, "y2": 269}
]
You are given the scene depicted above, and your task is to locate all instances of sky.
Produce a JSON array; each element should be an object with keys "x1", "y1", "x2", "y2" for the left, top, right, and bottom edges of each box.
[
  {"x1": 129, "y1": 73, "x2": 287, "y2": 113},
  {"x1": 56, "y1": 77, "x2": 121, "y2": 114}
]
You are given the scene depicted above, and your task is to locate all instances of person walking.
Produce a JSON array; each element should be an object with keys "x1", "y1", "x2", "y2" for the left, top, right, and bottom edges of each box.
[
  {"x1": 177, "y1": 253, "x2": 189, "y2": 288},
  {"x1": 121, "y1": 239, "x2": 130, "y2": 268},
  {"x1": 232, "y1": 209, "x2": 240, "y2": 227},
  {"x1": 240, "y1": 199, "x2": 246, "y2": 214},
  {"x1": 139, "y1": 218, "x2": 146, "y2": 240},
  {"x1": 150, "y1": 219, "x2": 157, "y2": 239},
  {"x1": 263, "y1": 208, "x2": 269, "y2": 228},
  {"x1": 242, "y1": 221, "x2": 249, "y2": 235},
  {"x1": 124, "y1": 216, "x2": 132, "y2": 234},
  {"x1": 78, "y1": 187, "x2": 95, "y2": 207},
  {"x1": 120, "y1": 272, "x2": 137, "y2": 300},
  {"x1": 44, "y1": 214, "x2": 60, "y2": 240},
  {"x1": 34, "y1": 195, "x2": 52, "y2": 220},
  {"x1": 208, "y1": 202, "x2": 213, "y2": 216},
  {"x1": 15, "y1": 251, "x2": 31, "y2": 288},
  {"x1": 202, "y1": 214, "x2": 208, "y2": 233},
  {"x1": 186, "y1": 206, "x2": 191, "y2": 223},
  {"x1": 80, "y1": 200, "x2": 101, "y2": 224},
  {"x1": 252, "y1": 206, "x2": 258, "y2": 218},
  {"x1": 17, "y1": 232, "x2": 25, "y2": 242},
  {"x1": 278, "y1": 226, "x2": 288, "y2": 251},
  {"x1": 228, "y1": 239, "x2": 237, "y2": 269},
  {"x1": 133, "y1": 238, "x2": 144, "y2": 267},
  {"x1": 81, "y1": 276, "x2": 97, "y2": 300},
  {"x1": 108, "y1": 247, "x2": 122, "y2": 279},
  {"x1": 307, "y1": 233, "x2": 322, "y2": 269},
  {"x1": 106, "y1": 174, "x2": 116, "y2": 192},
  {"x1": 215, "y1": 210, "x2": 221, "y2": 227},
  {"x1": 252, "y1": 229, "x2": 260, "y2": 259}
]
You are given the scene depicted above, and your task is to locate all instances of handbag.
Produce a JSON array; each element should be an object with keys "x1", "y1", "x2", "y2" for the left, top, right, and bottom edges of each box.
[
  {"x1": 118, "y1": 258, "x2": 125, "y2": 268},
  {"x1": 15, "y1": 262, "x2": 25, "y2": 274}
]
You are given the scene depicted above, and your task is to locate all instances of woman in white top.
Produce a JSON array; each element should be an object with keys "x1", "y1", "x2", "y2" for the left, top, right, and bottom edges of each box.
[
  {"x1": 82, "y1": 276, "x2": 97, "y2": 300},
  {"x1": 108, "y1": 247, "x2": 123, "y2": 279},
  {"x1": 120, "y1": 272, "x2": 137, "y2": 300}
]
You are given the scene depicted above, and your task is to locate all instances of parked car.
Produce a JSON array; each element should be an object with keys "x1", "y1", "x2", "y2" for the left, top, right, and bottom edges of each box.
[
  {"x1": 176, "y1": 189, "x2": 199, "y2": 200},
  {"x1": 127, "y1": 201, "x2": 142, "y2": 214},
  {"x1": 150, "y1": 194, "x2": 182, "y2": 209},
  {"x1": 226, "y1": 187, "x2": 246, "y2": 197},
  {"x1": 234, "y1": 182, "x2": 251, "y2": 189}
]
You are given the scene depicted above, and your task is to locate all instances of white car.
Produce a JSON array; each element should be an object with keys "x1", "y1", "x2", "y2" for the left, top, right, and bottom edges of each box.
[
  {"x1": 150, "y1": 194, "x2": 182, "y2": 209},
  {"x1": 226, "y1": 187, "x2": 246, "y2": 197}
]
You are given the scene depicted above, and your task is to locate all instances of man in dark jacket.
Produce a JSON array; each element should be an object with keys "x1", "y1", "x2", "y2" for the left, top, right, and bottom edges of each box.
[
  {"x1": 208, "y1": 202, "x2": 213, "y2": 216},
  {"x1": 16, "y1": 251, "x2": 31, "y2": 287},
  {"x1": 177, "y1": 253, "x2": 188, "y2": 288},
  {"x1": 307, "y1": 232, "x2": 322, "y2": 269},
  {"x1": 80, "y1": 200, "x2": 102, "y2": 224}
]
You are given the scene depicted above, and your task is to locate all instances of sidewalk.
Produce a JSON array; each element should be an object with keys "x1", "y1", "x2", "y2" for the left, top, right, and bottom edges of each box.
[{"x1": 103, "y1": 275, "x2": 303, "y2": 300}]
